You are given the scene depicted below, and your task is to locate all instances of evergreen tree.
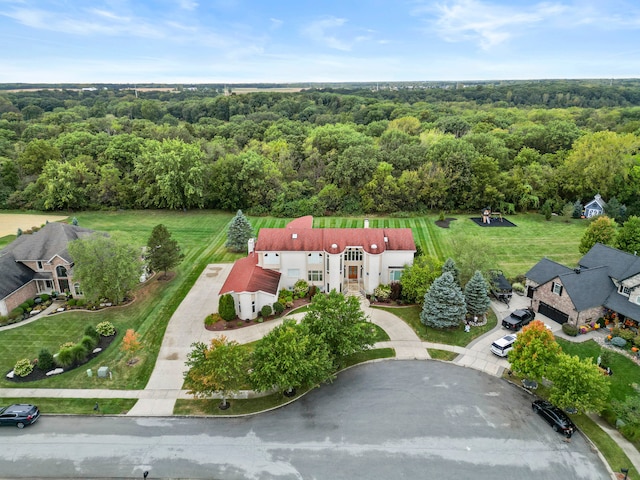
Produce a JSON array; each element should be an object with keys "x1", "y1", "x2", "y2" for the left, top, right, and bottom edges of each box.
[
  {"x1": 420, "y1": 272, "x2": 466, "y2": 329},
  {"x1": 441, "y1": 257, "x2": 460, "y2": 286},
  {"x1": 146, "y1": 224, "x2": 184, "y2": 278},
  {"x1": 464, "y1": 270, "x2": 491, "y2": 319},
  {"x1": 218, "y1": 293, "x2": 236, "y2": 321},
  {"x1": 225, "y1": 210, "x2": 254, "y2": 253},
  {"x1": 572, "y1": 200, "x2": 583, "y2": 219}
]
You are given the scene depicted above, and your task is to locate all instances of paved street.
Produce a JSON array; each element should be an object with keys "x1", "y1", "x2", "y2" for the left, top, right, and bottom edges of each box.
[{"x1": 0, "y1": 361, "x2": 610, "y2": 480}]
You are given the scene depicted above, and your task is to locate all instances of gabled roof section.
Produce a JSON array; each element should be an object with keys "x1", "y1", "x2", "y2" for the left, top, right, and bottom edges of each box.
[
  {"x1": 558, "y1": 266, "x2": 613, "y2": 311},
  {"x1": 579, "y1": 243, "x2": 640, "y2": 281},
  {"x1": 0, "y1": 239, "x2": 35, "y2": 299},
  {"x1": 604, "y1": 290, "x2": 640, "y2": 322},
  {"x1": 255, "y1": 216, "x2": 415, "y2": 255},
  {"x1": 220, "y1": 254, "x2": 281, "y2": 295},
  {"x1": 525, "y1": 258, "x2": 573, "y2": 285},
  {"x1": 12, "y1": 222, "x2": 95, "y2": 263},
  {"x1": 585, "y1": 194, "x2": 606, "y2": 209}
]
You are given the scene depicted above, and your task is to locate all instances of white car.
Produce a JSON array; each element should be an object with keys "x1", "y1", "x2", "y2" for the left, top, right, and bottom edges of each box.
[{"x1": 490, "y1": 334, "x2": 518, "y2": 357}]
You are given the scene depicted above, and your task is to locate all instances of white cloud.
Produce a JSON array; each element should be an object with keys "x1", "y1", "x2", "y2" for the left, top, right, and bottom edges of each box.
[
  {"x1": 421, "y1": 0, "x2": 567, "y2": 50},
  {"x1": 301, "y1": 16, "x2": 352, "y2": 51},
  {"x1": 269, "y1": 17, "x2": 283, "y2": 30},
  {"x1": 178, "y1": 0, "x2": 198, "y2": 10}
]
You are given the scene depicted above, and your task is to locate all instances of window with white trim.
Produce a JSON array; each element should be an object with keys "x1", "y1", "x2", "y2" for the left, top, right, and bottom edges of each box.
[
  {"x1": 389, "y1": 268, "x2": 404, "y2": 282},
  {"x1": 308, "y1": 270, "x2": 323, "y2": 282},
  {"x1": 345, "y1": 248, "x2": 362, "y2": 261},
  {"x1": 618, "y1": 285, "x2": 631, "y2": 296},
  {"x1": 287, "y1": 269, "x2": 300, "y2": 277},
  {"x1": 37, "y1": 261, "x2": 44, "y2": 270},
  {"x1": 551, "y1": 282, "x2": 563, "y2": 295}
]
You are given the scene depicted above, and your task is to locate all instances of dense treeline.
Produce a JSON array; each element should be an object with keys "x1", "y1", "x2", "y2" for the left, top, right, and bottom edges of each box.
[{"x1": 0, "y1": 81, "x2": 639, "y2": 217}]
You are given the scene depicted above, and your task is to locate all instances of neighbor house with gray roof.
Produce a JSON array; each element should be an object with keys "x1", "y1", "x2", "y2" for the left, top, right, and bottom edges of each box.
[
  {"x1": 220, "y1": 216, "x2": 416, "y2": 320},
  {"x1": 0, "y1": 223, "x2": 94, "y2": 317},
  {"x1": 525, "y1": 243, "x2": 640, "y2": 327}
]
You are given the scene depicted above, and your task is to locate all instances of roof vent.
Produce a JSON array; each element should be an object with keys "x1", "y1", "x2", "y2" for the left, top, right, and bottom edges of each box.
[
  {"x1": 292, "y1": 233, "x2": 297, "y2": 239},
  {"x1": 331, "y1": 243, "x2": 338, "y2": 249},
  {"x1": 364, "y1": 218, "x2": 369, "y2": 228},
  {"x1": 371, "y1": 244, "x2": 377, "y2": 249},
  {"x1": 384, "y1": 236, "x2": 388, "y2": 243},
  {"x1": 574, "y1": 268, "x2": 581, "y2": 274}
]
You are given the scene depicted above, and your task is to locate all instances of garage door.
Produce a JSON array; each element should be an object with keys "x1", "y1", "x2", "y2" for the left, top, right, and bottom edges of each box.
[{"x1": 538, "y1": 302, "x2": 569, "y2": 324}]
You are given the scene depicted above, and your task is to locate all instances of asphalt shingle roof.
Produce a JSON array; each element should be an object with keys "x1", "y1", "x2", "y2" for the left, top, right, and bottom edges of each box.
[{"x1": 525, "y1": 258, "x2": 573, "y2": 285}]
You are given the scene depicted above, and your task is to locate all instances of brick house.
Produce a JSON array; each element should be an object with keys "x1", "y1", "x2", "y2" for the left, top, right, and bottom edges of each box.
[
  {"x1": 525, "y1": 243, "x2": 640, "y2": 327},
  {"x1": 0, "y1": 223, "x2": 94, "y2": 317},
  {"x1": 220, "y1": 216, "x2": 416, "y2": 320}
]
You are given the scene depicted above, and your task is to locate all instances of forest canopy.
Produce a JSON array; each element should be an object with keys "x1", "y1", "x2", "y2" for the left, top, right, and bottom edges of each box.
[{"x1": 0, "y1": 80, "x2": 639, "y2": 217}]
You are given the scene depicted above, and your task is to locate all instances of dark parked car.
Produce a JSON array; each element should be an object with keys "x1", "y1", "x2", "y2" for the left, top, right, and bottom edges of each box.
[
  {"x1": 502, "y1": 308, "x2": 535, "y2": 331},
  {"x1": 532, "y1": 400, "x2": 575, "y2": 438},
  {"x1": 0, "y1": 404, "x2": 40, "y2": 428}
]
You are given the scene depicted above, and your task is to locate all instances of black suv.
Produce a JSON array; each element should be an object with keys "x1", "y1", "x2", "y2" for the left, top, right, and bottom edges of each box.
[
  {"x1": 0, "y1": 404, "x2": 40, "y2": 428},
  {"x1": 502, "y1": 308, "x2": 535, "y2": 331},
  {"x1": 532, "y1": 400, "x2": 575, "y2": 438}
]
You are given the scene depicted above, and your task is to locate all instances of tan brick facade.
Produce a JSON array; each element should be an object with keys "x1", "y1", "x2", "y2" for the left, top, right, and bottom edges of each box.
[{"x1": 529, "y1": 279, "x2": 605, "y2": 326}]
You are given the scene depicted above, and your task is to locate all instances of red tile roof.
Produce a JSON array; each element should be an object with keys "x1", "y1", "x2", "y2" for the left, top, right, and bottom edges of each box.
[
  {"x1": 220, "y1": 254, "x2": 281, "y2": 295},
  {"x1": 255, "y1": 220, "x2": 415, "y2": 254}
]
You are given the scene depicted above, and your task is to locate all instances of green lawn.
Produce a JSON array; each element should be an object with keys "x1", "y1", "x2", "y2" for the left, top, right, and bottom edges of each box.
[
  {"x1": 428, "y1": 349, "x2": 459, "y2": 361},
  {"x1": 0, "y1": 211, "x2": 585, "y2": 392},
  {"x1": 0, "y1": 397, "x2": 136, "y2": 415},
  {"x1": 374, "y1": 305, "x2": 498, "y2": 346},
  {"x1": 556, "y1": 339, "x2": 640, "y2": 402}
]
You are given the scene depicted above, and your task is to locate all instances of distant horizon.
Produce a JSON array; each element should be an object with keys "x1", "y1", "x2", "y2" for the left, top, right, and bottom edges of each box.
[
  {"x1": 1, "y1": 78, "x2": 638, "y2": 87},
  {"x1": 2, "y1": 1, "x2": 639, "y2": 83}
]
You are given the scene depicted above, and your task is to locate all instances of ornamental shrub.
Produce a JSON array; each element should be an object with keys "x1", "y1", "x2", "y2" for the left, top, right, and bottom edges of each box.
[
  {"x1": 26, "y1": 298, "x2": 35, "y2": 307},
  {"x1": 40, "y1": 293, "x2": 51, "y2": 302},
  {"x1": 218, "y1": 294, "x2": 236, "y2": 321},
  {"x1": 70, "y1": 344, "x2": 88, "y2": 363},
  {"x1": 8, "y1": 307, "x2": 23, "y2": 319},
  {"x1": 60, "y1": 341, "x2": 75, "y2": 349},
  {"x1": 617, "y1": 329, "x2": 636, "y2": 342},
  {"x1": 205, "y1": 313, "x2": 222, "y2": 327},
  {"x1": 96, "y1": 321, "x2": 116, "y2": 336},
  {"x1": 562, "y1": 323, "x2": 578, "y2": 336},
  {"x1": 261, "y1": 305, "x2": 272, "y2": 318},
  {"x1": 273, "y1": 301, "x2": 285, "y2": 316},
  {"x1": 67, "y1": 298, "x2": 77, "y2": 306},
  {"x1": 309, "y1": 285, "x2": 319, "y2": 298},
  {"x1": 611, "y1": 337, "x2": 627, "y2": 348},
  {"x1": 634, "y1": 335, "x2": 640, "y2": 348},
  {"x1": 55, "y1": 348, "x2": 74, "y2": 368},
  {"x1": 374, "y1": 284, "x2": 391, "y2": 301},
  {"x1": 293, "y1": 279, "x2": 309, "y2": 299},
  {"x1": 80, "y1": 335, "x2": 98, "y2": 351},
  {"x1": 14, "y1": 358, "x2": 33, "y2": 377},
  {"x1": 278, "y1": 289, "x2": 294, "y2": 308},
  {"x1": 85, "y1": 325, "x2": 100, "y2": 340},
  {"x1": 37, "y1": 349, "x2": 55, "y2": 371}
]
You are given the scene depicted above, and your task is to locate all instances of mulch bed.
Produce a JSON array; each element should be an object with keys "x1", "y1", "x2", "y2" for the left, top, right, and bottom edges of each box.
[
  {"x1": 205, "y1": 298, "x2": 311, "y2": 331},
  {"x1": 435, "y1": 217, "x2": 457, "y2": 229},
  {"x1": 6, "y1": 333, "x2": 117, "y2": 383},
  {"x1": 469, "y1": 217, "x2": 517, "y2": 227}
]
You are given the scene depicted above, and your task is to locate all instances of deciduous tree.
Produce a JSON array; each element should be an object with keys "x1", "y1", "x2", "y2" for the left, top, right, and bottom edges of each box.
[
  {"x1": 579, "y1": 215, "x2": 617, "y2": 254},
  {"x1": 120, "y1": 329, "x2": 142, "y2": 359},
  {"x1": 68, "y1": 234, "x2": 141, "y2": 305},
  {"x1": 184, "y1": 336, "x2": 250, "y2": 408},
  {"x1": 508, "y1": 320, "x2": 561, "y2": 380},
  {"x1": 399, "y1": 255, "x2": 443, "y2": 304},
  {"x1": 302, "y1": 290, "x2": 374, "y2": 365},
  {"x1": 547, "y1": 353, "x2": 610, "y2": 413},
  {"x1": 616, "y1": 216, "x2": 640, "y2": 255},
  {"x1": 250, "y1": 320, "x2": 333, "y2": 395}
]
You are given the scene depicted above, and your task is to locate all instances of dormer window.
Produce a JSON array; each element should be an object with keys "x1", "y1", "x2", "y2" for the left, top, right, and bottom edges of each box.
[{"x1": 619, "y1": 285, "x2": 631, "y2": 296}]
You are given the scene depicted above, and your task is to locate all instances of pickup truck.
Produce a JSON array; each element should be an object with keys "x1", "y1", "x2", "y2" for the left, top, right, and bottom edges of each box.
[{"x1": 502, "y1": 308, "x2": 535, "y2": 331}]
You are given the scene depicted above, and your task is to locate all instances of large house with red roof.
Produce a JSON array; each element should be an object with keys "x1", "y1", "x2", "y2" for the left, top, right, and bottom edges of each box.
[{"x1": 220, "y1": 216, "x2": 416, "y2": 320}]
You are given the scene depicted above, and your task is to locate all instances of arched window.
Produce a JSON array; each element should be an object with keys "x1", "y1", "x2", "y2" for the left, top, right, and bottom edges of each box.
[{"x1": 56, "y1": 265, "x2": 68, "y2": 277}]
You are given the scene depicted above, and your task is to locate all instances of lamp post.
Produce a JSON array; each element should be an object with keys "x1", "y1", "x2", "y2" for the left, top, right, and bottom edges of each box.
[{"x1": 621, "y1": 468, "x2": 629, "y2": 480}]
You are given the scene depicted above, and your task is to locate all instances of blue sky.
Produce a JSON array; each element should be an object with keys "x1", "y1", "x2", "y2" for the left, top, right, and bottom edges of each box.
[{"x1": 1, "y1": 0, "x2": 639, "y2": 83}]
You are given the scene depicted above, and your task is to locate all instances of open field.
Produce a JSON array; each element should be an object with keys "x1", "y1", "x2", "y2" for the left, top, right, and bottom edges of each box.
[{"x1": 0, "y1": 213, "x2": 69, "y2": 237}]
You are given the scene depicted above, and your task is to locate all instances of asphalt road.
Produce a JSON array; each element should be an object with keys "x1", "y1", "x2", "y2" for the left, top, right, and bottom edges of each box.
[{"x1": 0, "y1": 361, "x2": 609, "y2": 480}]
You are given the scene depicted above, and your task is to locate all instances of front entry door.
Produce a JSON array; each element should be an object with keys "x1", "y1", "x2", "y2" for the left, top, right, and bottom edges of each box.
[{"x1": 348, "y1": 266, "x2": 358, "y2": 280}]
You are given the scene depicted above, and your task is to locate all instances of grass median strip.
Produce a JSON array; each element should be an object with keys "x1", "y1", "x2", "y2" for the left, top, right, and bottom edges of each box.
[{"x1": 0, "y1": 397, "x2": 136, "y2": 415}]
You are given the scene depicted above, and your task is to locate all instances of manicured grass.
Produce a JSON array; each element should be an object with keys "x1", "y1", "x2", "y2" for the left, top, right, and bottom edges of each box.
[
  {"x1": 572, "y1": 413, "x2": 640, "y2": 480},
  {"x1": 371, "y1": 324, "x2": 390, "y2": 342},
  {"x1": 428, "y1": 349, "x2": 459, "y2": 361},
  {"x1": 374, "y1": 305, "x2": 498, "y2": 346},
  {"x1": 0, "y1": 397, "x2": 136, "y2": 415},
  {"x1": 556, "y1": 339, "x2": 640, "y2": 401},
  {"x1": 0, "y1": 234, "x2": 14, "y2": 250},
  {"x1": 341, "y1": 348, "x2": 395, "y2": 368}
]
